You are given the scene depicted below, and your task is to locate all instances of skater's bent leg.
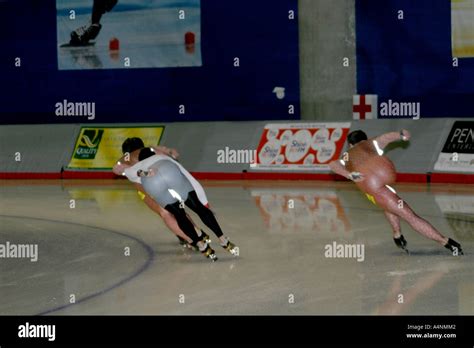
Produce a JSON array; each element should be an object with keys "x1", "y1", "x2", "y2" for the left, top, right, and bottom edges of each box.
[
  {"x1": 384, "y1": 210, "x2": 408, "y2": 252},
  {"x1": 185, "y1": 191, "x2": 224, "y2": 239},
  {"x1": 384, "y1": 211, "x2": 401, "y2": 238},
  {"x1": 165, "y1": 202, "x2": 201, "y2": 244},
  {"x1": 159, "y1": 206, "x2": 193, "y2": 243},
  {"x1": 185, "y1": 212, "x2": 206, "y2": 238},
  {"x1": 373, "y1": 187, "x2": 448, "y2": 245},
  {"x1": 142, "y1": 194, "x2": 192, "y2": 243},
  {"x1": 165, "y1": 202, "x2": 217, "y2": 260}
]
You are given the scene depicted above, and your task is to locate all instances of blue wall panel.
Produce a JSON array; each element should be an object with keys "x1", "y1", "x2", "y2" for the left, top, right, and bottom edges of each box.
[{"x1": 356, "y1": 0, "x2": 474, "y2": 118}]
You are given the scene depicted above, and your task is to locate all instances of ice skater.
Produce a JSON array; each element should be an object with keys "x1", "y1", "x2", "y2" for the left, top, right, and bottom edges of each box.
[
  {"x1": 70, "y1": 0, "x2": 118, "y2": 46},
  {"x1": 114, "y1": 138, "x2": 238, "y2": 261},
  {"x1": 329, "y1": 129, "x2": 463, "y2": 256},
  {"x1": 114, "y1": 138, "x2": 202, "y2": 249}
]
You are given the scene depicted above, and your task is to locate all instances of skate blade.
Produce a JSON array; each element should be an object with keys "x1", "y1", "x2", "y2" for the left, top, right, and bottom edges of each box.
[
  {"x1": 397, "y1": 245, "x2": 410, "y2": 255},
  {"x1": 224, "y1": 243, "x2": 239, "y2": 257},
  {"x1": 202, "y1": 246, "x2": 218, "y2": 261},
  {"x1": 60, "y1": 42, "x2": 96, "y2": 48},
  {"x1": 182, "y1": 242, "x2": 199, "y2": 252}
]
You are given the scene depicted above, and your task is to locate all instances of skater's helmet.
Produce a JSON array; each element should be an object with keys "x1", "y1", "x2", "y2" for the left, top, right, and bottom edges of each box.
[
  {"x1": 347, "y1": 130, "x2": 368, "y2": 145},
  {"x1": 122, "y1": 137, "x2": 145, "y2": 154}
]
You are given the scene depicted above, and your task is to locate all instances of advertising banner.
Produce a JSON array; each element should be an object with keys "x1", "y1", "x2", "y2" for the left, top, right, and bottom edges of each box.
[
  {"x1": 434, "y1": 121, "x2": 474, "y2": 173},
  {"x1": 67, "y1": 126, "x2": 164, "y2": 169},
  {"x1": 253, "y1": 123, "x2": 351, "y2": 171},
  {"x1": 56, "y1": 0, "x2": 202, "y2": 70}
]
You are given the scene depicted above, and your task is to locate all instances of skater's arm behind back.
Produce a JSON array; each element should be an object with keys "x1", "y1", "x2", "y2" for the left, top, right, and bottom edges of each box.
[
  {"x1": 151, "y1": 146, "x2": 180, "y2": 160},
  {"x1": 329, "y1": 159, "x2": 351, "y2": 180},
  {"x1": 113, "y1": 160, "x2": 129, "y2": 176},
  {"x1": 373, "y1": 129, "x2": 411, "y2": 150}
]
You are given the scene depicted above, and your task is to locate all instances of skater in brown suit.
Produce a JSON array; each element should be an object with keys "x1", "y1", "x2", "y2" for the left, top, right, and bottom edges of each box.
[{"x1": 329, "y1": 129, "x2": 463, "y2": 256}]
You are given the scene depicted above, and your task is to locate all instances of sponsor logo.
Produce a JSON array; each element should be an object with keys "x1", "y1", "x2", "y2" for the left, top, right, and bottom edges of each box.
[{"x1": 73, "y1": 129, "x2": 104, "y2": 160}]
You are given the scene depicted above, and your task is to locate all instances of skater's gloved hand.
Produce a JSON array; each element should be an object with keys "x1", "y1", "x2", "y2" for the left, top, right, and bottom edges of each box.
[
  {"x1": 348, "y1": 172, "x2": 364, "y2": 182},
  {"x1": 137, "y1": 169, "x2": 155, "y2": 177},
  {"x1": 113, "y1": 161, "x2": 130, "y2": 176},
  {"x1": 151, "y1": 146, "x2": 179, "y2": 160},
  {"x1": 169, "y1": 148, "x2": 179, "y2": 160},
  {"x1": 400, "y1": 129, "x2": 411, "y2": 141}
]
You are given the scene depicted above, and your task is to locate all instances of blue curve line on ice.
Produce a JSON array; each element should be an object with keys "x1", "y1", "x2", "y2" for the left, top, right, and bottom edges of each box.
[{"x1": 0, "y1": 214, "x2": 155, "y2": 316}]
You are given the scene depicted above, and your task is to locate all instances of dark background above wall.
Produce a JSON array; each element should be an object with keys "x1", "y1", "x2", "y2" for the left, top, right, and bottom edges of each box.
[{"x1": 0, "y1": 0, "x2": 300, "y2": 124}]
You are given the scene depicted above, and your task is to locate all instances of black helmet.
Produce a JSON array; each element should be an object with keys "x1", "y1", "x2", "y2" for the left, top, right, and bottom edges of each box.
[
  {"x1": 347, "y1": 130, "x2": 368, "y2": 145},
  {"x1": 121, "y1": 137, "x2": 145, "y2": 154}
]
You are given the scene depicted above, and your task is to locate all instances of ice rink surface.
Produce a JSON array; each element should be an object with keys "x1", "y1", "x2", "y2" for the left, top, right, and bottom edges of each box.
[
  {"x1": 56, "y1": 0, "x2": 202, "y2": 70},
  {"x1": 0, "y1": 180, "x2": 473, "y2": 315}
]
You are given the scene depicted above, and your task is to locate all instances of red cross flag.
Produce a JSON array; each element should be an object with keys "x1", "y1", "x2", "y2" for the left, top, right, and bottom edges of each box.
[{"x1": 353, "y1": 94, "x2": 378, "y2": 120}]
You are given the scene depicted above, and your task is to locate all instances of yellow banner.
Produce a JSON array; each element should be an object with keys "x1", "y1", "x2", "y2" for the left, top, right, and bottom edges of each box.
[
  {"x1": 452, "y1": 0, "x2": 474, "y2": 58},
  {"x1": 67, "y1": 127, "x2": 164, "y2": 169}
]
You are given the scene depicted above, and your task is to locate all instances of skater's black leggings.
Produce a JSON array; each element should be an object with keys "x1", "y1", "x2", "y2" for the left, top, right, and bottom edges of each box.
[
  {"x1": 165, "y1": 202, "x2": 201, "y2": 244},
  {"x1": 92, "y1": 0, "x2": 118, "y2": 24},
  {"x1": 185, "y1": 191, "x2": 224, "y2": 238}
]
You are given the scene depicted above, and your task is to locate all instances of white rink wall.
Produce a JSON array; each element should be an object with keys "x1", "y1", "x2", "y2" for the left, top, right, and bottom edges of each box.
[{"x1": 0, "y1": 119, "x2": 471, "y2": 176}]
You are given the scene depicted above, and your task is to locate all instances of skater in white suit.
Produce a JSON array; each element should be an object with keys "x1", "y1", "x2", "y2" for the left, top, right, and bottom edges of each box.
[{"x1": 114, "y1": 138, "x2": 238, "y2": 261}]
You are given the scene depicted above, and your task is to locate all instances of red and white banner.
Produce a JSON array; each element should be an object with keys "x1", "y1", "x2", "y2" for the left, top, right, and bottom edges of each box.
[
  {"x1": 353, "y1": 94, "x2": 378, "y2": 120},
  {"x1": 253, "y1": 123, "x2": 351, "y2": 171}
]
